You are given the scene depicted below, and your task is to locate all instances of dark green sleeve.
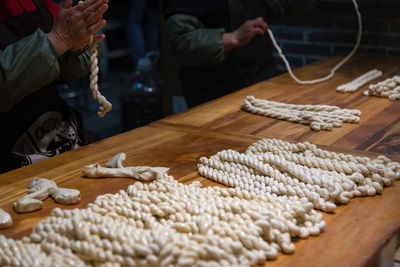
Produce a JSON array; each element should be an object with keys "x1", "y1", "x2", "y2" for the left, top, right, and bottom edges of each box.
[
  {"x1": 166, "y1": 14, "x2": 226, "y2": 66},
  {"x1": 0, "y1": 29, "x2": 60, "y2": 112},
  {"x1": 58, "y1": 41, "x2": 102, "y2": 84},
  {"x1": 265, "y1": 0, "x2": 319, "y2": 22},
  {"x1": 0, "y1": 28, "x2": 96, "y2": 113}
]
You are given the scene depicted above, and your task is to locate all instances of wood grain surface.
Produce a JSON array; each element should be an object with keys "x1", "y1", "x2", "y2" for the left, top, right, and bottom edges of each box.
[
  {"x1": 0, "y1": 53, "x2": 399, "y2": 267},
  {"x1": 157, "y1": 53, "x2": 400, "y2": 157}
]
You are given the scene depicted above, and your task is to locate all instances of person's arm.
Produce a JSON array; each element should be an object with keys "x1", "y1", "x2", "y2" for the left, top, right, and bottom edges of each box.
[
  {"x1": 0, "y1": 29, "x2": 61, "y2": 113},
  {"x1": 265, "y1": 0, "x2": 319, "y2": 23},
  {"x1": 166, "y1": 14, "x2": 226, "y2": 66},
  {"x1": 0, "y1": 0, "x2": 108, "y2": 113}
]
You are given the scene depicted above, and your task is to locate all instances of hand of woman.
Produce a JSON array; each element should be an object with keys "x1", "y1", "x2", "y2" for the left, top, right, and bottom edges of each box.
[
  {"x1": 47, "y1": 0, "x2": 109, "y2": 55},
  {"x1": 223, "y1": 17, "x2": 269, "y2": 52}
]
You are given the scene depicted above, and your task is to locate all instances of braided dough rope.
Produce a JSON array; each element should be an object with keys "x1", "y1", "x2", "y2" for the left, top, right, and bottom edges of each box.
[
  {"x1": 336, "y1": 69, "x2": 382, "y2": 93},
  {"x1": 89, "y1": 36, "x2": 112, "y2": 117},
  {"x1": 363, "y1": 75, "x2": 400, "y2": 101},
  {"x1": 242, "y1": 96, "x2": 361, "y2": 131},
  {"x1": 198, "y1": 138, "x2": 400, "y2": 212},
  {"x1": 0, "y1": 175, "x2": 325, "y2": 267}
]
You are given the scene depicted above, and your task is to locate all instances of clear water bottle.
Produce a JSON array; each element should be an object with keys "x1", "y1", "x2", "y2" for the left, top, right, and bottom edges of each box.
[{"x1": 121, "y1": 51, "x2": 162, "y2": 131}]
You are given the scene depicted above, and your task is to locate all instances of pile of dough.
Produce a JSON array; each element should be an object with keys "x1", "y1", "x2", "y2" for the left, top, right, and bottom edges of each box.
[
  {"x1": 198, "y1": 138, "x2": 400, "y2": 212},
  {"x1": 0, "y1": 175, "x2": 324, "y2": 266}
]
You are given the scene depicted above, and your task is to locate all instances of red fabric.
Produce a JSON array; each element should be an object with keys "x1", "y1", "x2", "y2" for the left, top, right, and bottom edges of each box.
[
  {"x1": 0, "y1": 0, "x2": 60, "y2": 21},
  {"x1": 42, "y1": 0, "x2": 60, "y2": 21}
]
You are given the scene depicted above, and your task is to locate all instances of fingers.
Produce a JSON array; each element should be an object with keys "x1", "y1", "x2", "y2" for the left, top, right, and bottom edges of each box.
[
  {"x1": 85, "y1": 3, "x2": 108, "y2": 26},
  {"x1": 88, "y1": 19, "x2": 107, "y2": 35},
  {"x1": 93, "y1": 34, "x2": 105, "y2": 43},
  {"x1": 252, "y1": 17, "x2": 269, "y2": 32},
  {"x1": 76, "y1": 0, "x2": 108, "y2": 12}
]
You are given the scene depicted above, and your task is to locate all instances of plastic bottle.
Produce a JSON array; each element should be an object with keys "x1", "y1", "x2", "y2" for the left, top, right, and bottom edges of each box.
[{"x1": 121, "y1": 51, "x2": 162, "y2": 131}]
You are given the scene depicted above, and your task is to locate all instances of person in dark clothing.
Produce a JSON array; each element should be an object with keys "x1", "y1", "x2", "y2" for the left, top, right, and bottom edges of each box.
[
  {"x1": 163, "y1": 0, "x2": 318, "y2": 107},
  {"x1": 0, "y1": 0, "x2": 108, "y2": 173}
]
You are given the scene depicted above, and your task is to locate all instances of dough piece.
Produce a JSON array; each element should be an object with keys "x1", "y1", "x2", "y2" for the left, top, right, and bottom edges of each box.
[
  {"x1": 28, "y1": 177, "x2": 57, "y2": 194},
  {"x1": 0, "y1": 176, "x2": 325, "y2": 266},
  {"x1": 336, "y1": 69, "x2": 382, "y2": 93},
  {"x1": 0, "y1": 208, "x2": 12, "y2": 229},
  {"x1": 50, "y1": 188, "x2": 81, "y2": 205},
  {"x1": 242, "y1": 95, "x2": 361, "y2": 131},
  {"x1": 26, "y1": 177, "x2": 57, "y2": 201},
  {"x1": 82, "y1": 163, "x2": 169, "y2": 182},
  {"x1": 13, "y1": 198, "x2": 43, "y2": 213},
  {"x1": 105, "y1": 152, "x2": 126, "y2": 168}
]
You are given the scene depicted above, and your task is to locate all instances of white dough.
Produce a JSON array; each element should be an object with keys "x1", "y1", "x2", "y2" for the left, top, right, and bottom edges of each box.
[
  {"x1": 363, "y1": 75, "x2": 400, "y2": 100},
  {"x1": 0, "y1": 175, "x2": 325, "y2": 266},
  {"x1": 50, "y1": 188, "x2": 81, "y2": 205},
  {"x1": 83, "y1": 163, "x2": 169, "y2": 182},
  {"x1": 198, "y1": 138, "x2": 400, "y2": 212},
  {"x1": 242, "y1": 96, "x2": 361, "y2": 131},
  {"x1": 13, "y1": 198, "x2": 43, "y2": 213},
  {"x1": 0, "y1": 208, "x2": 12, "y2": 229},
  {"x1": 336, "y1": 69, "x2": 382, "y2": 93},
  {"x1": 105, "y1": 152, "x2": 126, "y2": 168}
]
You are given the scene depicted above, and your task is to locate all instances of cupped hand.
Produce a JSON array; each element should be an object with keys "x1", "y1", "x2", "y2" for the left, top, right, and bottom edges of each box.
[
  {"x1": 223, "y1": 17, "x2": 269, "y2": 52},
  {"x1": 47, "y1": 0, "x2": 108, "y2": 55}
]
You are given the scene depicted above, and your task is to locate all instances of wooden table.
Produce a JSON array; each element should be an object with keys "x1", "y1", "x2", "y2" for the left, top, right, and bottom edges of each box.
[{"x1": 1, "y1": 53, "x2": 399, "y2": 267}]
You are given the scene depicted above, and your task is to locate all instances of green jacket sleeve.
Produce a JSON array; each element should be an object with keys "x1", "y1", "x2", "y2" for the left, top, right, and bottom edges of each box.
[
  {"x1": 0, "y1": 28, "x2": 92, "y2": 113},
  {"x1": 166, "y1": 14, "x2": 226, "y2": 67}
]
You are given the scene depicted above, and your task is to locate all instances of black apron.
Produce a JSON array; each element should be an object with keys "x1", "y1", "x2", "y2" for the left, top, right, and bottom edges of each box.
[{"x1": 0, "y1": 0, "x2": 91, "y2": 173}]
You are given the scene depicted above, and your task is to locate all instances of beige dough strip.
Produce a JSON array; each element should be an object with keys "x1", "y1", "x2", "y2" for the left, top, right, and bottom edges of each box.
[{"x1": 242, "y1": 95, "x2": 361, "y2": 131}]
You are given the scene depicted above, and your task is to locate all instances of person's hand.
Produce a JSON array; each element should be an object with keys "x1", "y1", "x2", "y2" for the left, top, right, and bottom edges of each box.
[
  {"x1": 47, "y1": 0, "x2": 108, "y2": 55},
  {"x1": 223, "y1": 17, "x2": 269, "y2": 52}
]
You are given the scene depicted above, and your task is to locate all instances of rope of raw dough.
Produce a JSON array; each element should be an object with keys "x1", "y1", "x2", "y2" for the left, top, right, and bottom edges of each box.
[
  {"x1": 242, "y1": 95, "x2": 361, "y2": 131},
  {"x1": 198, "y1": 138, "x2": 400, "y2": 212},
  {"x1": 0, "y1": 175, "x2": 325, "y2": 267},
  {"x1": 268, "y1": 0, "x2": 362, "y2": 85},
  {"x1": 89, "y1": 36, "x2": 112, "y2": 117},
  {"x1": 336, "y1": 69, "x2": 383, "y2": 93},
  {"x1": 363, "y1": 75, "x2": 400, "y2": 100}
]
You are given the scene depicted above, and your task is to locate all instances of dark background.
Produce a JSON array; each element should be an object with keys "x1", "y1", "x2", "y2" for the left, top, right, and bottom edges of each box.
[{"x1": 59, "y1": 0, "x2": 400, "y2": 139}]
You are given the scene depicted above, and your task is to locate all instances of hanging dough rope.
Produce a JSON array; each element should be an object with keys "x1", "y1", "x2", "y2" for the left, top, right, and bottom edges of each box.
[
  {"x1": 363, "y1": 75, "x2": 400, "y2": 101},
  {"x1": 198, "y1": 138, "x2": 400, "y2": 213},
  {"x1": 268, "y1": 0, "x2": 362, "y2": 85},
  {"x1": 89, "y1": 36, "x2": 112, "y2": 117},
  {"x1": 0, "y1": 175, "x2": 325, "y2": 267},
  {"x1": 336, "y1": 69, "x2": 383, "y2": 93},
  {"x1": 242, "y1": 95, "x2": 361, "y2": 131}
]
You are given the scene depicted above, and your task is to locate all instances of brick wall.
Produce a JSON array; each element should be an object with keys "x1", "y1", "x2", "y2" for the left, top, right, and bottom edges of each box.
[{"x1": 269, "y1": 0, "x2": 400, "y2": 72}]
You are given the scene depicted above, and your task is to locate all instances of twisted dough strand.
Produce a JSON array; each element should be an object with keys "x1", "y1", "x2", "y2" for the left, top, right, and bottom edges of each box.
[
  {"x1": 198, "y1": 138, "x2": 400, "y2": 212},
  {"x1": 336, "y1": 69, "x2": 383, "y2": 93},
  {"x1": 0, "y1": 175, "x2": 325, "y2": 267},
  {"x1": 242, "y1": 96, "x2": 361, "y2": 131},
  {"x1": 89, "y1": 37, "x2": 112, "y2": 117},
  {"x1": 363, "y1": 75, "x2": 400, "y2": 101}
]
